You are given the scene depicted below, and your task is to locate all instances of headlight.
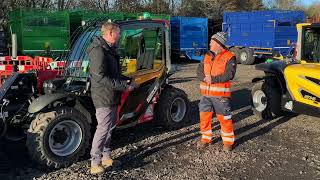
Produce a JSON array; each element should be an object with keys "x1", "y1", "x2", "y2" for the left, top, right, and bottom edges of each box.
[
  {"x1": 43, "y1": 82, "x2": 48, "y2": 88},
  {"x1": 48, "y1": 82, "x2": 54, "y2": 89}
]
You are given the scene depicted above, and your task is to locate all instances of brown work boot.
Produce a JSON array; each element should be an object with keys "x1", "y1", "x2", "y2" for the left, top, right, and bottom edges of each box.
[
  {"x1": 196, "y1": 141, "x2": 211, "y2": 149},
  {"x1": 102, "y1": 157, "x2": 121, "y2": 168},
  {"x1": 90, "y1": 165, "x2": 105, "y2": 175},
  {"x1": 223, "y1": 144, "x2": 234, "y2": 152}
]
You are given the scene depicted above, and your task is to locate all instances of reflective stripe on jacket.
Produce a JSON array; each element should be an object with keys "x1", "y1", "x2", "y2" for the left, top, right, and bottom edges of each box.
[{"x1": 200, "y1": 50, "x2": 235, "y2": 97}]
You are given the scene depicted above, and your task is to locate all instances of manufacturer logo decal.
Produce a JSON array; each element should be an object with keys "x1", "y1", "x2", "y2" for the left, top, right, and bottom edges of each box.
[{"x1": 301, "y1": 90, "x2": 319, "y2": 103}]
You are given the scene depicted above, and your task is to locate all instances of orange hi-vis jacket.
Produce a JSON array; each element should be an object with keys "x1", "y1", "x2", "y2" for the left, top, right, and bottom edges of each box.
[{"x1": 200, "y1": 50, "x2": 235, "y2": 97}]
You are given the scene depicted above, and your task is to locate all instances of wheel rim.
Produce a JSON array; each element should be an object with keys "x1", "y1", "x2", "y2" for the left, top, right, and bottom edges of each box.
[
  {"x1": 170, "y1": 97, "x2": 187, "y2": 123},
  {"x1": 48, "y1": 120, "x2": 83, "y2": 157},
  {"x1": 240, "y1": 51, "x2": 247, "y2": 61},
  {"x1": 253, "y1": 90, "x2": 267, "y2": 112}
]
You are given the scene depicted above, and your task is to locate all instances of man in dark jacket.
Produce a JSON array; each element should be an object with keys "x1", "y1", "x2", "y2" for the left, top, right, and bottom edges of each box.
[{"x1": 87, "y1": 22, "x2": 135, "y2": 175}]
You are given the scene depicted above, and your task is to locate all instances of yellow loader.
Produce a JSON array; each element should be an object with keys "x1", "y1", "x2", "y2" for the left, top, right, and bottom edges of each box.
[{"x1": 251, "y1": 23, "x2": 320, "y2": 120}]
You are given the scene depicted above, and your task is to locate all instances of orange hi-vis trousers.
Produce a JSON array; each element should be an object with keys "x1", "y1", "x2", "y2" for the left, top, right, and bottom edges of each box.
[{"x1": 199, "y1": 96, "x2": 235, "y2": 145}]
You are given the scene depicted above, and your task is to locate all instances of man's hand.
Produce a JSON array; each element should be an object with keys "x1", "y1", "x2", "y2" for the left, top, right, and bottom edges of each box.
[
  {"x1": 130, "y1": 79, "x2": 139, "y2": 88},
  {"x1": 127, "y1": 79, "x2": 139, "y2": 92},
  {"x1": 127, "y1": 85, "x2": 134, "y2": 91},
  {"x1": 204, "y1": 75, "x2": 212, "y2": 84}
]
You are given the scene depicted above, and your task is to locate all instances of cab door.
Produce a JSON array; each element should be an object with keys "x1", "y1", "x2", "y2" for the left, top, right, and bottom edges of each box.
[
  {"x1": 117, "y1": 21, "x2": 167, "y2": 126},
  {"x1": 284, "y1": 25, "x2": 320, "y2": 108}
]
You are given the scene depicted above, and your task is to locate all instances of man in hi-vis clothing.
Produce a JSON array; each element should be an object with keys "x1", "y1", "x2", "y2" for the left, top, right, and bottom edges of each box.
[{"x1": 196, "y1": 32, "x2": 237, "y2": 151}]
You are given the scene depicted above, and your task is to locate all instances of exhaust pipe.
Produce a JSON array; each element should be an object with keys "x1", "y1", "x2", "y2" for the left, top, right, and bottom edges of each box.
[{"x1": 11, "y1": 33, "x2": 17, "y2": 59}]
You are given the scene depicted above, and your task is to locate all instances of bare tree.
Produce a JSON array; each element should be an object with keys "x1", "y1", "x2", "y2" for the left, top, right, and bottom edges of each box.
[
  {"x1": 177, "y1": 0, "x2": 205, "y2": 17},
  {"x1": 0, "y1": 0, "x2": 33, "y2": 28},
  {"x1": 24, "y1": 0, "x2": 52, "y2": 8},
  {"x1": 96, "y1": 0, "x2": 111, "y2": 12},
  {"x1": 249, "y1": 0, "x2": 265, "y2": 10},
  {"x1": 141, "y1": 0, "x2": 171, "y2": 14},
  {"x1": 77, "y1": 0, "x2": 106, "y2": 12},
  {"x1": 263, "y1": 0, "x2": 304, "y2": 10},
  {"x1": 177, "y1": 0, "x2": 264, "y2": 21},
  {"x1": 114, "y1": 0, "x2": 144, "y2": 13},
  {"x1": 55, "y1": 0, "x2": 78, "y2": 10},
  {"x1": 202, "y1": 0, "x2": 231, "y2": 20},
  {"x1": 305, "y1": 2, "x2": 320, "y2": 19}
]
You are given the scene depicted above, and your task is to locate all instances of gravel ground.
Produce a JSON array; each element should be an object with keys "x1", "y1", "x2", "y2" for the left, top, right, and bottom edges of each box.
[{"x1": 1, "y1": 61, "x2": 320, "y2": 180}]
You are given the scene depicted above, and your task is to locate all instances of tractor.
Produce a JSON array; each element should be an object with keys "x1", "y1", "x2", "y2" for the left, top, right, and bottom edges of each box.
[
  {"x1": 0, "y1": 18, "x2": 190, "y2": 168},
  {"x1": 251, "y1": 23, "x2": 320, "y2": 120}
]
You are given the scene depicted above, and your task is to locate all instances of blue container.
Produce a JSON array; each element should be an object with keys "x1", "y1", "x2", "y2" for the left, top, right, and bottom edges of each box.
[
  {"x1": 171, "y1": 16, "x2": 208, "y2": 61},
  {"x1": 223, "y1": 10, "x2": 304, "y2": 56}
]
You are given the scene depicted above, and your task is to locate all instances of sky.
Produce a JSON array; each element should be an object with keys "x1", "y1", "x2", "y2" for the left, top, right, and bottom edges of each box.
[{"x1": 301, "y1": 0, "x2": 320, "y2": 6}]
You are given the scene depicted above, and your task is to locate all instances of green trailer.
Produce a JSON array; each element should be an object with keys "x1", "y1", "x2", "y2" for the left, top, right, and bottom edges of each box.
[
  {"x1": 9, "y1": 8, "x2": 70, "y2": 58},
  {"x1": 7, "y1": 8, "x2": 170, "y2": 58},
  {"x1": 69, "y1": 10, "x2": 131, "y2": 36},
  {"x1": 69, "y1": 10, "x2": 170, "y2": 36}
]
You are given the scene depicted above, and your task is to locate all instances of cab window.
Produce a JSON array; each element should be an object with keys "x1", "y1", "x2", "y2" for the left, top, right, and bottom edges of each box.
[
  {"x1": 302, "y1": 27, "x2": 320, "y2": 63},
  {"x1": 118, "y1": 24, "x2": 164, "y2": 75}
]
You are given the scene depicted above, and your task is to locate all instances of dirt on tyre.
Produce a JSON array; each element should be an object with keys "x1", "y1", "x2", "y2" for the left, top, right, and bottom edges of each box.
[
  {"x1": 155, "y1": 85, "x2": 190, "y2": 129},
  {"x1": 239, "y1": 48, "x2": 255, "y2": 65},
  {"x1": 229, "y1": 47, "x2": 241, "y2": 64},
  {"x1": 251, "y1": 81, "x2": 283, "y2": 120},
  {"x1": 26, "y1": 107, "x2": 91, "y2": 169}
]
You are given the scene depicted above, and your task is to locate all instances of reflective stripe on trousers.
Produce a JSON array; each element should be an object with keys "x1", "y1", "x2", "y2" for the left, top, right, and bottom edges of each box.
[
  {"x1": 217, "y1": 114, "x2": 235, "y2": 145},
  {"x1": 200, "y1": 112, "x2": 214, "y2": 143},
  {"x1": 199, "y1": 96, "x2": 235, "y2": 145}
]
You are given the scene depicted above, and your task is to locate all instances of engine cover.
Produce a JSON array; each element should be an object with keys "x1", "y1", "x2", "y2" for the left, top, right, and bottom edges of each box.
[{"x1": 284, "y1": 64, "x2": 320, "y2": 108}]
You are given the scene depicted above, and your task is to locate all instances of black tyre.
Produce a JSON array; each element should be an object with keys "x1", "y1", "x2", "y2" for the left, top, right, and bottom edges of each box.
[
  {"x1": 26, "y1": 107, "x2": 91, "y2": 169},
  {"x1": 251, "y1": 81, "x2": 283, "y2": 120},
  {"x1": 155, "y1": 85, "x2": 190, "y2": 129},
  {"x1": 229, "y1": 47, "x2": 241, "y2": 64},
  {"x1": 239, "y1": 48, "x2": 255, "y2": 65}
]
